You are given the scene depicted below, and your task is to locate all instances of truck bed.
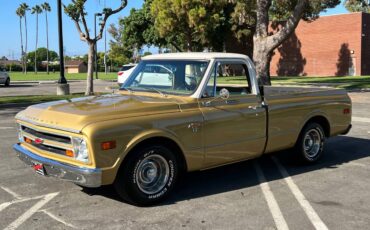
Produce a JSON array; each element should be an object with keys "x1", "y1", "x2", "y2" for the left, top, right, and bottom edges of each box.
[{"x1": 262, "y1": 86, "x2": 351, "y2": 153}]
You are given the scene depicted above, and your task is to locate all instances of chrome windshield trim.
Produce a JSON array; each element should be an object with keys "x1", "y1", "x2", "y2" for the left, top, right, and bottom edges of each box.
[{"x1": 17, "y1": 117, "x2": 81, "y2": 134}]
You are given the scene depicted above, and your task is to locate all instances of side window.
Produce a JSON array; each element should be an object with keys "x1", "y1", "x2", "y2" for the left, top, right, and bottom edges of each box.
[{"x1": 203, "y1": 62, "x2": 251, "y2": 98}]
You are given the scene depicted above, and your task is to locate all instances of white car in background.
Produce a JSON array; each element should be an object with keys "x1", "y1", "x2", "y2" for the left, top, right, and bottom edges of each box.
[
  {"x1": 0, "y1": 69, "x2": 10, "y2": 87},
  {"x1": 117, "y1": 64, "x2": 137, "y2": 86}
]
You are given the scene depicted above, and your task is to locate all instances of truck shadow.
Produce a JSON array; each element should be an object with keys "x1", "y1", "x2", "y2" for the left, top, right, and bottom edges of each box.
[{"x1": 81, "y1": 135, "x2": 370, "y2": 206}]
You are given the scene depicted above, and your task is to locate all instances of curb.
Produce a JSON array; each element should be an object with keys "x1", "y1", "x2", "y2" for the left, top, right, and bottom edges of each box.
[
  {"x1": 11, "y1": 79, "x2": 117, "y2": 84},
  {"x1": 0, "y1": 102, "x2": 36, "y2": 109}
]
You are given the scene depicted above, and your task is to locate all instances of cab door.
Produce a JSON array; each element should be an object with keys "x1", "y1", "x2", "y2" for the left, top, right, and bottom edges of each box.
[{"x1": 198, "y1": 60, "x2": 267, "y2": 168}]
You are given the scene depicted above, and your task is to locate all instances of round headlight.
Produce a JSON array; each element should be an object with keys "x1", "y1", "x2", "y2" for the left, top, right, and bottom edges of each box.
[{"x1": 72, "y1": 137, "x2": 89, "y2": 163}]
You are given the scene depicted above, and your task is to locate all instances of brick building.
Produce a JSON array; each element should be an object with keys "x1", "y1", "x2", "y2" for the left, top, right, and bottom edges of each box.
[{"x1": 270, "y1": 12, "x2": 370, "y2": 76}]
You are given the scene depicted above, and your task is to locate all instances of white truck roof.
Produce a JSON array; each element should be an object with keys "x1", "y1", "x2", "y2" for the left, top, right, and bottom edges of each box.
[{"x1": 142, "y1": 52, "x2": 249, "y2": 60}]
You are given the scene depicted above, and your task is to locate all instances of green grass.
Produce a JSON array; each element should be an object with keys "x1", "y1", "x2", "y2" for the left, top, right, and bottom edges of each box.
[
  {"x1": 9, "y1": 72, "x2": 370, "y2": 89},
  {"x1": 8, "y1": 72, "x2": 117, "y2": 81},
  {"x1": 0, "y1": 94, "x2": 88, "y2": 105},
  {"x1": 218, "y1": 76, "x2": 370, "y2": 89}
]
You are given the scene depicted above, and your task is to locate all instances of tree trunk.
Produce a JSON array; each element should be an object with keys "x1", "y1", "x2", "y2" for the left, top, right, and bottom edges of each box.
[
  {"x1": 19, "y1": 17, "x2": 24, "y2": 74},
  {"x1": 34, "y1": 14, "x2": 38, "y2": 74},
  {"x1": 46, "y1": 12, "x2": 49, "y2": 75},
  {"x1": 252, "y1": 0, "x2": 307, "y2": 86},
  {"x1": 253, "y1": 39, "x2": 272, "y2": 85},
  {"x1": 86, "y1": 43, "x2": 95, "y2": 95},
  {"x1": 24, "y1": 15, "x2": 28, "y2": 75}
]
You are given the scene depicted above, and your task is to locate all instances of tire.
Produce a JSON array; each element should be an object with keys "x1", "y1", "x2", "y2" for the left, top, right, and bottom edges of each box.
[
  {"x1": 294, "y1": 122, "x2": 325, "y2": 163},
  {"x1": 114, "y1": 145, "x2": 179, "y2": 206},
  {"x1": 4, "y1": 78, "x2": 10, "y2": 87}
]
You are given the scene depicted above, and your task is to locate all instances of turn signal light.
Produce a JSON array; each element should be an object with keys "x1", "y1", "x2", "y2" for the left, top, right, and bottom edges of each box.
[
  {"x1": 118, "y1": 72, "x2": 124, "y2": 76},
  {"x1": 343, "y1": 108, "x2": 351, "y2": 114},
  {"x1": 24, "y1": 137, "x2": 32, "y2": 144},
  {"x1": 101, "y1": 141, "x2": 116, "y2": 150},
  {"x1": 65, "y1": 150, "x2": 74, "y2": 157}
]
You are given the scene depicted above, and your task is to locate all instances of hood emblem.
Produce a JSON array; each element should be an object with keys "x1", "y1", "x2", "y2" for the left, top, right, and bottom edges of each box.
[
  {"x1": 34, "y1": 138, "x2": 44, "y2": 145},
  {"x1": 188, "y1": 122, "x2": 201, "y2": 133}
]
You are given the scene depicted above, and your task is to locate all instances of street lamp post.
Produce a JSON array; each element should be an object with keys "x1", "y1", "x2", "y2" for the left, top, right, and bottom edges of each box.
[
  {"x1": 56, "y1": 0, "x2": 70, "y2": 95},
  {"x1": 94, "y1": 13, "x2": 102, "y2": 80}
]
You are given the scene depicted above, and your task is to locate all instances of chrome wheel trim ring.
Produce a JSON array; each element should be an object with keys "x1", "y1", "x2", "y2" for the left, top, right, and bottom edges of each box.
[
  {"x1": 303, "y1": 129, "x2": 322, "y2": 158},
  {"x1": 135, "y1": 154, "x2": 170, "y2": 195}
]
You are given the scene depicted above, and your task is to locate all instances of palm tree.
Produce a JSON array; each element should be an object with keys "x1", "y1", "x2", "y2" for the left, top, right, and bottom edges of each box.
[
  {"x1": 16, "y1": 7, "x2": 25, "y2": 73},
  {"x1": 41, "y1": 2, "x2": 51, "y2": 74},
  {"x1": 20, "y1": 3, "x2": 30, "y2": 74},
  {"x1": 31, "y1": 5, "x2": 42, "y2": 74}
]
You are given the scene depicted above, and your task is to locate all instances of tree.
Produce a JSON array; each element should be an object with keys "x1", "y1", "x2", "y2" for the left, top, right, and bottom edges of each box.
[
  {"x1": 31, "y1": 5, "x2": 42, "y2": 74},
  {"x1": 16, "y1": 6, "x2": 25, "y2": 73},
  {"x1": 27, "y1": 48, "x2": 59, "y2": 70},
  {"x1": 150, "y1": 0, "x2": 228, "y2": 52},
  {"x1": 344, "y1": 0, "x2": 370, "y2": 12},
  {"x1": 41, "y1": 2, "x2": 51, "y2": 74},
  {"x1": 253, "y1": 0, "x2": 340, "y2": 85},
  {"x1": 20, "y1": 3, "x2": 30, "y2": 74},
  {"x1": 64, "y1": 0, "x2": 128, "y2": 95},
  {"x1": 108, "y1": 0, "x2": 173, "y2": 64},
  {"x1": 108, "y1": 21, "x2": 133, "y2": 65},
  {"x1": 110, "y1": 0, "x2": 256, "y2": 58}
]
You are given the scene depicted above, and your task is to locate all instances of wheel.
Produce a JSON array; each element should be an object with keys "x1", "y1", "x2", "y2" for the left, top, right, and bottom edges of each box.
[
  {"x1": 4, "y1": 78, "x2": 10, "y2": 87},
  {"x1": 114, "y1": 145, "x2": 179, "y2": 206},
  {"x1": 294, "y1": 122, "x2": 325, "y2": 163}
]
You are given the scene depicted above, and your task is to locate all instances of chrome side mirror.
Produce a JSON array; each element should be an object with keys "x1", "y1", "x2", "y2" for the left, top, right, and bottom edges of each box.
[{"x1": 219, "y1": 88, "x2": 230, "y2": 100}]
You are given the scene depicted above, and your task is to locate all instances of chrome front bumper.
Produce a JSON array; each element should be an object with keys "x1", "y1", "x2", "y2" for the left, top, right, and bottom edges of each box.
[{"x1": 13, "y1": 144, "x2": 102, "y2": 187}]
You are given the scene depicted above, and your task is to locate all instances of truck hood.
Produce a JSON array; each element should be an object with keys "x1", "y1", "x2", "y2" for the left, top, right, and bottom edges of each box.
[{"x1": 15, "y1": 94, "x2": 182, "y2": 133}]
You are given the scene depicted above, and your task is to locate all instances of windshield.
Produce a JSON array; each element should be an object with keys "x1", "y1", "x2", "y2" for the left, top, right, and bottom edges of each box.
[{"x1": 121, "y1": 60, "x2": 209, "y2": 95}]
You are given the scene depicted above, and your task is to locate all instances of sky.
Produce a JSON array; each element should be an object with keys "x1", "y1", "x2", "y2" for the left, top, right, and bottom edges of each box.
[{"x1": 0, "y1": 0, "x2": 348, "y2": 60}]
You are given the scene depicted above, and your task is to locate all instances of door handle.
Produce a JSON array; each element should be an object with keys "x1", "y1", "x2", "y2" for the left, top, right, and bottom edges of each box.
[{"x1": 248, "y1": 105, "x2": 262, "y2": 110}]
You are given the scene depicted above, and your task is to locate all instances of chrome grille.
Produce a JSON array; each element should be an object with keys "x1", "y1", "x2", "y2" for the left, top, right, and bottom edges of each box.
[
  {"x1": 20, "y1": 125, "x2": 72, "y2": 156},
  {"x1": 22, "y1": 126, "x2": 71, "y2": 144}
]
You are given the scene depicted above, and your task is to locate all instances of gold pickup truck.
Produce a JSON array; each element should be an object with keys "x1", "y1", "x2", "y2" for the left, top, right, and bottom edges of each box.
[{"x1": 14, "y1": 53, "x2": 352, "y2": 205}]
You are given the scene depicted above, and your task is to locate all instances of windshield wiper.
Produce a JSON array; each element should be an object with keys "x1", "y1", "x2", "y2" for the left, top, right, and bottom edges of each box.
[
  {"x1": 121, "y1": 87, "x2": 134, "y2": 94},
  {"x1": 140, "y1": 87, "x2": 167, "y2": 97}
]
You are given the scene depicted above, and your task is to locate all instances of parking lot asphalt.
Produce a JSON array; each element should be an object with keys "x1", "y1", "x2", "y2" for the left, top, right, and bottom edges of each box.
[{"x1": 0, "y1": 92, "x2": 370, "y2": 230}]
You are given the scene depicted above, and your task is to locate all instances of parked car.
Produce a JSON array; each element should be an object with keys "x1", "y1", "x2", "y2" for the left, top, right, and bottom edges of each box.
[
  {"x1": 0, "y1": 69, "x2": 10, "y2": 87},
  {"x1": 13, "y1": 53, "x2": 352, "y2": 206},
  {"x1": 117, "y1": 64, "x2": 137, "y2": 86}
]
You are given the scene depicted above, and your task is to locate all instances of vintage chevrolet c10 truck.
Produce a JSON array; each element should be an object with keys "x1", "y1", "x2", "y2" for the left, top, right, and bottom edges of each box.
[{"x1": 13, "y1": 53, "x2": 352, "y2": 205}]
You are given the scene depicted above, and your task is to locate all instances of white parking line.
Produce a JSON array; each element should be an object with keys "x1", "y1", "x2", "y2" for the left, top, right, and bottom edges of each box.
[
  {"x1": 272, "y1": 157, "x2": 328, "y2": 230},
  {"x1": 353, "y1": 117, "x2": 370, "y2": 123},
  {"x1": 253, "y1": 161, "x2": 289, "y2": 230},
  {"x1": 0, "y1": 196, "x2": 47, "y2": 213},
  {"x1": 40, "y1": 209, "x2": 77, "y2": 229},
  {"x1": 1, "y1": 186, "x2": 23, "y2": 199},
  {"x1": 0, "y1": 127, "x2": 14, "y2": 130},
  {"x1": 4, "y1": 192, "x2": 59, "y2": 230}
]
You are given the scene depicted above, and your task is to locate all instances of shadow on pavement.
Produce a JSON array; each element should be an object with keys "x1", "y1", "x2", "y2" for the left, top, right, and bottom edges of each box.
[
  {"x1": 0, "y1": 84, "x2": 34, "y2": 88},
  {"x1": 81, "y1": 136, "x2": 370, "y2": 206}
]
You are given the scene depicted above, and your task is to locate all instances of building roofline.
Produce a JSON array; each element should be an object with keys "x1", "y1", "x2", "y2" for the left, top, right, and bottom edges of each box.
[{"x1": 320, "y1": 11, "x2": 366, "y2": 18}]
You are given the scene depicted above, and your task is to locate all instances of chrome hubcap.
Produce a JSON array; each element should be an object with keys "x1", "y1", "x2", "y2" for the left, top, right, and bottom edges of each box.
[
  {"x1": 136, "y1": 154, "x2": 169, "y2": 195},
  {"x1": 303, "y1": 129, "x2": 322, "y2": 158}
]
